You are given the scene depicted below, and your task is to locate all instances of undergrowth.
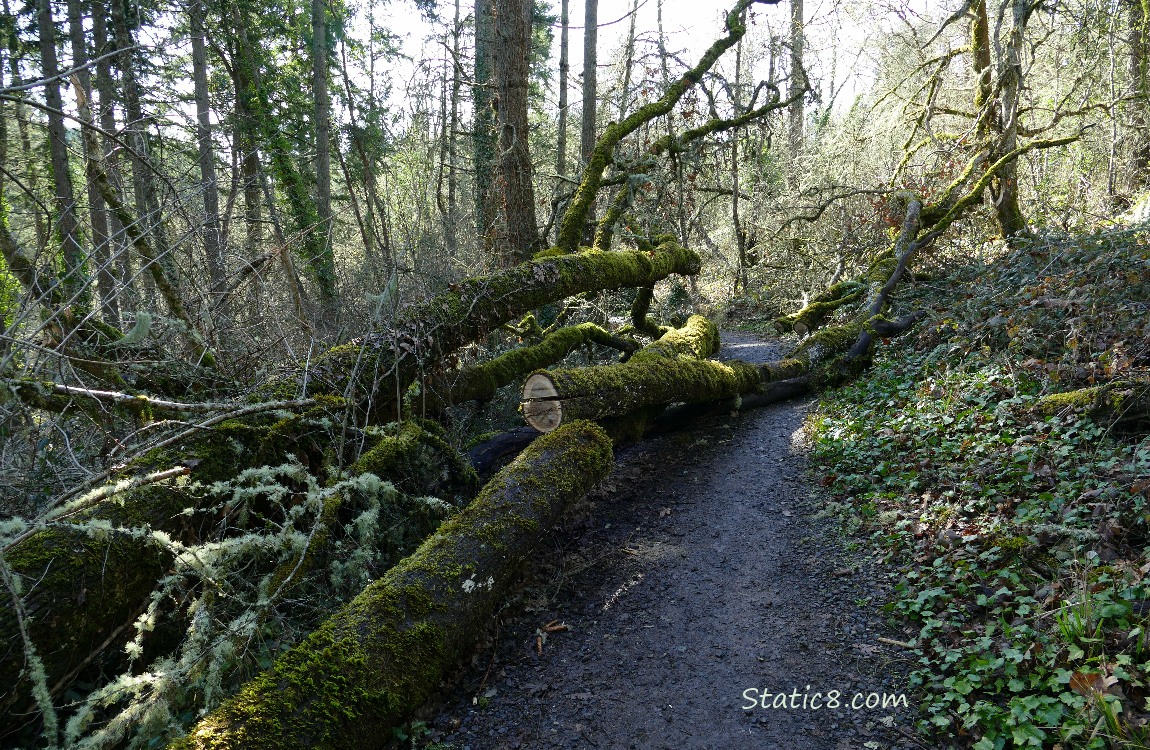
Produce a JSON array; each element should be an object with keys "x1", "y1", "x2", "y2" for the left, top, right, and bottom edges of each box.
[{"x1": 809, "y1": 226, "x2": 1150, "y2": 749}]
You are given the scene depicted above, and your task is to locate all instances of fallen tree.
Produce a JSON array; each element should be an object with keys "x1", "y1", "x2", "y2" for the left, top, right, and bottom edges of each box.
[
  {"x1": 521, "y1": 205, "x2": 928, "y2": 435},
  {"x1": 421, "y1": 322, "x2": 639, "y2": 413},
  {"x1": 169, "y1": 420, "x2": 614, "y2": 750},
  {"x1": 270, "y1": 241, "x2": 701, "y2": 424},
  {"x1": 0, "y1": 3, "x2": 1085, "y2": 742}
]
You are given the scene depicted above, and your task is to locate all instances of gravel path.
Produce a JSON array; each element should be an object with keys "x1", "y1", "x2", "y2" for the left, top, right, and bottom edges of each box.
[{"x1": 423, "y1": 333, "x2": 921, "y2": 750}]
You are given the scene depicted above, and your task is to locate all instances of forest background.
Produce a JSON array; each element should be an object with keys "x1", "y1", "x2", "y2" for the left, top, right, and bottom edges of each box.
[{"x1": 1, "y1": 0, "x2": 1148, "y2": 746}]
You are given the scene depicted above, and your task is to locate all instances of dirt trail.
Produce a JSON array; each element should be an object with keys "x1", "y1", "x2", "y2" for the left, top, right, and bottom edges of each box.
[{"x1": 426, "y1": 333, "x2": 919, "y2": 750}]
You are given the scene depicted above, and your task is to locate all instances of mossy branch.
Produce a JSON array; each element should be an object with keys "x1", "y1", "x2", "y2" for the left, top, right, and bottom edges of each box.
[
  {"x1": 426, "y1": 323, "x2": 639, "y2": 412},
  {"x1": 774, "y1": 281, "x2": 864, "y2": 335},
  {"x1": 555, "y1": 0, "x2": 779, "y2": 252},
  {"x1": 277, "y1": 241, "x2": 701, "y2": 425}
]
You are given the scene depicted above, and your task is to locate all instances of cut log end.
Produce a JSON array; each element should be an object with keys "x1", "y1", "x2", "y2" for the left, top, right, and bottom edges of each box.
[
  {"x1": 522, "y1": 373, "x2": 562, "y2": 432},
  {"x1": 792, "y1": 321, "x2": 809, "y2": 337}
]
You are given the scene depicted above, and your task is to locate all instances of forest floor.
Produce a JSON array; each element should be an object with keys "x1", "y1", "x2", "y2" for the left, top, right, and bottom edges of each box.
[{"x1": 419, "y1": 332, "x2": 921, "y2": 750}]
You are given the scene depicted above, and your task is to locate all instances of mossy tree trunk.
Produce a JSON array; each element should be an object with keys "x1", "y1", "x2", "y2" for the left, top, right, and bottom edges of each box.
[
  {"x1": 169, "y1": 421, "x2": 614, "y2": 750},
  {"x1": 423, "y1": 322, "x2": 639, "y2": 413},
  {"x1": 522, "y1": 203, "x2": 932, "y2": 435},
  {"x1": 278, "y1": 241, "x2": 701, "y2": 424}
]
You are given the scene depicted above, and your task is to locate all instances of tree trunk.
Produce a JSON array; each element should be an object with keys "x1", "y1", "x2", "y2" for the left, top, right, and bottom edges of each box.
[
  {"x1": 270, "y1": 241, "x2": 701, "y2": 424},
  {"x1": 91, "y1": 0, "x2": 124, "y2": 324},
  {"x1": 424, "y1": 322, "x2": 638, "y2": 412},
  {"x1": 787, "y1": 0, "x2": 804, "y2": 170},
  {"x1": 4, "y1": 0, "x2": 50, "y2": 254},
  {"x1": 112, "y1": 0, "x2": 177, "y2": 311},
  {"x1": 526, "y1": 201, "x2": 930, "y2": 436},
  {"x1": 989, "y1": 0, "x2": 1029, "y2": 239},
  {"x1": 68, "y1": 0, "x2": 115, "y2": 321},
  {"x1": 473, "y1": 0, "x2": 496, "y2": 250},
  {"x1": 732, "y1": 38, "x2": 747, "y2": 293},
  {"x1": 37, "y1": 0, "x2": 88, "y2": 309},
  {"x1": 489, "y1": 0, "x2": 540, "y2": 264},
  {"x1": 556, "y1": 0, "x2": 569, "y2": 177},
  {"x1": 191, "y1": 0, "x2": 227, "y2": 309},
  {"x1": 617, "y1": 0, "x2": 638, "y2": 119},
  {"x1": 169, "y1": 421, "x2": 614, "y2": 750},
  {"x1": 580, "y1": 0, "x2": 598, "y2": 163},
  {"x1": 311, "y1": 0, "x2": 338, "y2": 324},
  {"x1": 1128, "y1": 0, "x2": 1150, "y2": 189}
]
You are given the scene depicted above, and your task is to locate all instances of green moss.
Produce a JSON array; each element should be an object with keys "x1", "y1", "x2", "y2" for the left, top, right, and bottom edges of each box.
[
  {"x1": 792, "y1": 321, "x2": 865, "y2": 366},
  {"x1": 172, "y1": 422, "x2": 613, "y2": 750},
  {"x1": 774, "y1": 282, "x2": 865, "y2": 333},
  {"x1": 1031, "y1": 381, "x2": 1150, "y2": 429},
  {"x1": 353, "y1": 421, "x2": 478, "y2": 500},
  {"x1": 1, "y1": 484, "x2": 200, "y2": 719},
  {"x1": 531, "y1": 246, "x2": 565, "y2": 260},
  {"x1": 260, "y1": 244, "x2": 700, "y2": 425}
]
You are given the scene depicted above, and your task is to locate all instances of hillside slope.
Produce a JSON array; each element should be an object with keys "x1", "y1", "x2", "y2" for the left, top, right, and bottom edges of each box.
[{"x1": 809, "y1": 227, "x2": 1150, "y2": 749}]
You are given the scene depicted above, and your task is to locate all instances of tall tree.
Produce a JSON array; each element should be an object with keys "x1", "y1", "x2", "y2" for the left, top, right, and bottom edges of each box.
[
  {"x1": 488, "y1": 0, "x2": 539, "y2": 262},
  {"x1": 90, "y1": 0, "x2": 124, "y2": 322},
  {"x1": 191, "y1": 0, "x2": 226, "y2": 306},
  {"x1": 991, "y1": 0, "x2": 1028, "y2": 238},
  {"x1": 473, "y1": 0, "x2": 496, "y2": 247},
  {"x1": 37, "y1": 0, "x2": 88, "y2": 308},
  {"x1": 787, "y1": 0, "x2": 804, "y2": 168},
  {"x1": 580, "y1": 0, "x2": 597, "y2": 162},
  {"x1": 1127, "y1": 0, "x2": 1150, "y2": 189},
  {"x1": 67, "y1": 0, "x2": 116, "y2": 321},
  {"x1": 556, "y1": 0, "x2": 569, "y2": 177},
  {"x1": 311, "y1": 0, "x2": 336, "y2": 326}
]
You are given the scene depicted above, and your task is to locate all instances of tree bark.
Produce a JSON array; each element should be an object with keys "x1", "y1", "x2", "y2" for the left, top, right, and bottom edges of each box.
[
  {"x1": 311, "y1": 0, "x2": 337, "y2": 323},
  {"x1": 91, "y1": 0, "x2": 124, "y2": 323},
  {"x1": 191, "y1": 0, "x2": 227, "y2": 308},
  {"x1": 68, "y1": 0, "x2": 115, "y2": 321},
  {"x1": 424, "y1": 322, "x2": 638, "y2": 412},
  {"x1": 37, "y1": 0, "x2": 88, "y2": 309},
  {"x1": 580, "y1": 0, "x2": 598, "y2": 163},
  {"x1": 556, "y1": 0, "x2": 569, "y2": 177},
  {"x1": 787, "y1": 0, "x2": 804, "y2": 169},
  {"x1": 169, "y1": 421, "x2": 614, "y2": 750},
  {"x1": 489, "y1": 0, "x2": 540, "y2": 264},
  {"x1": 1128, "y1": 0, "x2": 1150, "y2": 189},
  {"x1": 474, "y1": 0, "x2": 496, "y2": 249}
]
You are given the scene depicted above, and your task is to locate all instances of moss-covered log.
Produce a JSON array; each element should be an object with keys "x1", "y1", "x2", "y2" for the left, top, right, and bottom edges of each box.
[
  {"x1": 522, "y1": 315, "x2": 735, "y2": 431},
  {"x1": 0, "y1": 416, "x2": 476, "y2": 736},
  {"x1": 521, "y1": 223, "x2": 927, "y2": 435},
  {"x1": 169, "y1": 420, "x2": 614, "y2": 750},
  {"x1": 1032, "y1": 380, "x2": 1150, "y2": 431},
  {"x1": 423, "y1": 323, "x2": 639, "y2": 412},
  {"x1": 353, "y1": 420, "x2": 479, "y2": 501},
  {"x1": 267, "y1": 242, "x2": 700, "y2": 424},
  {"x1": 0, "y1": 483, "x2": 203, "y2": 737},
  {"x1": 773, "y1": 281, "x2": 864, "y2": 335}
]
